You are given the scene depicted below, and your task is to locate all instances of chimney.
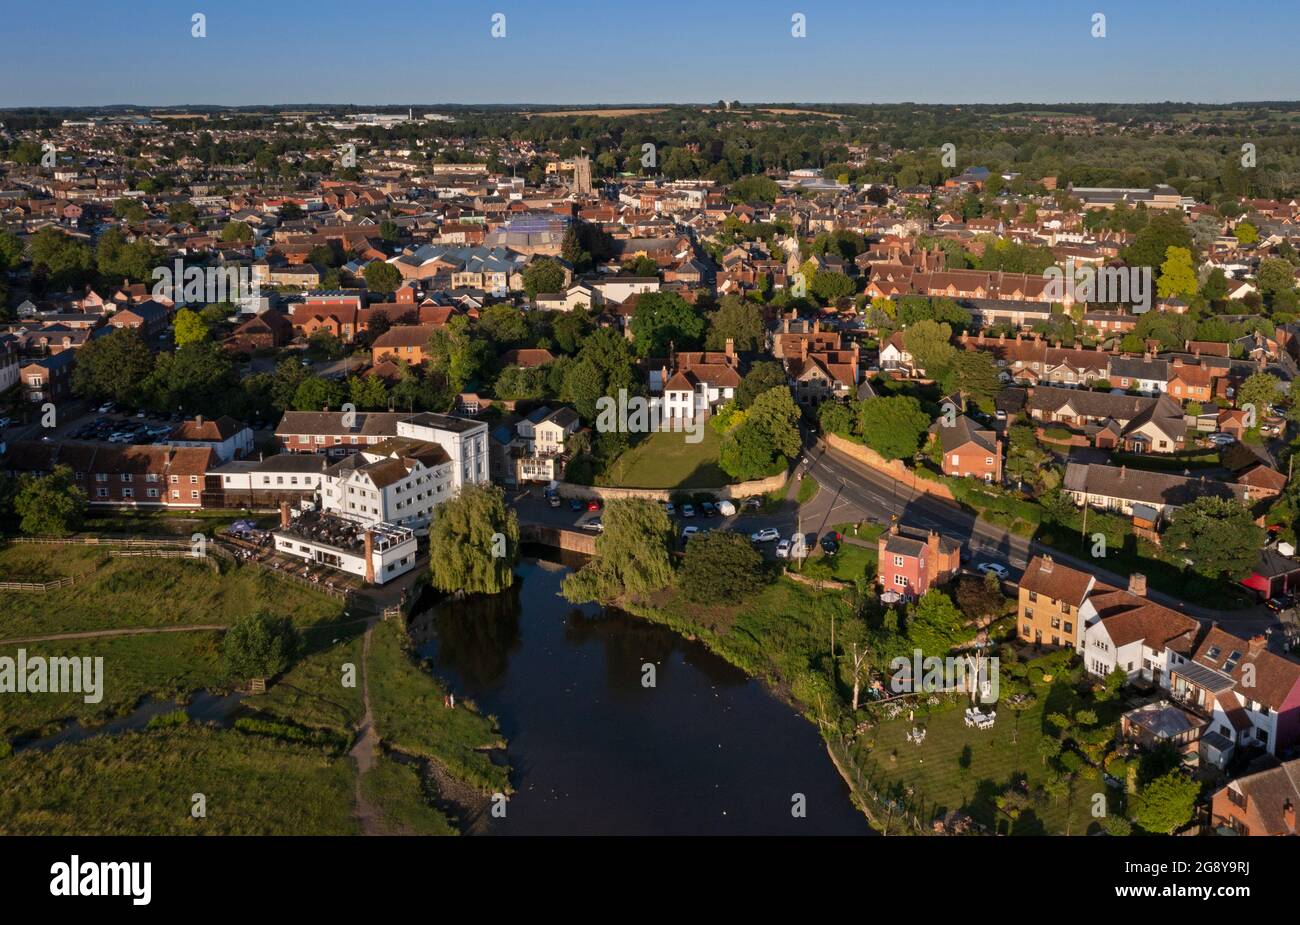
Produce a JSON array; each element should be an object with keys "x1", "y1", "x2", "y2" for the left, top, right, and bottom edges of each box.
[
  {"x1": 1284, "y1": 800, "x2": 1295, "y2": 834},
  {"x1": 801, "y1": 338, "x2": 809, "y2": 361},
  {"x1": 195, "y1": 414, "x2": 204, "y2": 427},
  {"x1": 724, "y1": 337, "x2": 735, "y2": 360},
  {"x1": 279, "y1": 501, "x2": 291, "y2": 529},
  {"x1": 1173, "y1": 357, "x2": 1182, "y2": 368},
  {"x1": 364, "y1": 529, "x2": 375, "y2": 584},
  {"x1": 1041, "y1": 554, "x2": 1053, "y2": 574},
  {"x1": 813, "y1": 320, "x2": 821, "y2": 334},
  {"x1": 1248, "y1": 634, "x2": 1266, "y2": 655},
  {"x1": 1128, "y1": 572, "x2": 1147, "y2": 597},
  {"x1": 926, "y1": 530, "x2": 940, "y2": 564}
]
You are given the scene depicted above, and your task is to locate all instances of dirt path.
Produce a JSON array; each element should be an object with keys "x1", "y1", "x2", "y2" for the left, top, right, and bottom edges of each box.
[
  {"x1": 350, "y1": 617, "x2": 388, "y2": 836},
  {"x1": 0, "y1": 625, "x2": 227, "y2": 646}
]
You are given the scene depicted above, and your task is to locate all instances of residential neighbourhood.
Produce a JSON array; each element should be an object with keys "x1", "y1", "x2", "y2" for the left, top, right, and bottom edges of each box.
[{"x1": 3, "y1": 3, "x2": 1300, "y2": 874}]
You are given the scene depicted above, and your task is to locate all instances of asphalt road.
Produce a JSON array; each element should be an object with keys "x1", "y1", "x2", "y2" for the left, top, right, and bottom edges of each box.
[{"x1": 802, "y1": 439, "x2": 1279, "y2": 633}]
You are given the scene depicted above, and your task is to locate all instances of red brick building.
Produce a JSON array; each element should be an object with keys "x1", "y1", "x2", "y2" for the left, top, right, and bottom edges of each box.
[{"x1": 876, "y1": 524, "x2": 961, "y2": 599}]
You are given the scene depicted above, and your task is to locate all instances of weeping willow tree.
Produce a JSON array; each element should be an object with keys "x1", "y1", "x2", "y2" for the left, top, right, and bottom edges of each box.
[
  {"x1": 428, "y1": 483, "x2": 520, "y2": 595},
  {"x1": 562, "y1": 498, "x2": 674, "y2": 604}
]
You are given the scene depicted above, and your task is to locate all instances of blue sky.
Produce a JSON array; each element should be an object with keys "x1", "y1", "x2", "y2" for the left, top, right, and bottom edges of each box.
[{"x1": 2, "y1": 0, "x2": 1297, "y2": 106}]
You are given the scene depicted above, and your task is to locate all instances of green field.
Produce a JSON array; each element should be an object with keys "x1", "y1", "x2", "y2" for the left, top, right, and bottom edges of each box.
[
  {"x1": 361, "y1": 754, "x2": 458, "y2": 835},
  {"x1": 596, "y1": 428, "x2": 730, "y2": 488},
  {"x1": 0, "y1": 725, "x2": 359, "y2": 835},
  {"x1": 0, "y1": 543, "x2": 345, "y2": 638}
]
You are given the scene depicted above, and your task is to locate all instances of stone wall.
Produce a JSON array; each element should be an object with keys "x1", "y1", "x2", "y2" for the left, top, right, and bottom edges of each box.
[
  {"x1": 824, "y1": 434, "x2": 955, "y2": 501},
  {"x1": 553, "y1": 471, "x2": 789, "y2": 503}
]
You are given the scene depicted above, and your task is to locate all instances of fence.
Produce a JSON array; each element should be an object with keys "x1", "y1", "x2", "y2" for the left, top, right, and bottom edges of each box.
[
  {"x1": 827, "y1": 730, "x2": 929, "y2": 835},
  {"x1": 0, "y1": 576, "x2": 78, "y2": 593}
]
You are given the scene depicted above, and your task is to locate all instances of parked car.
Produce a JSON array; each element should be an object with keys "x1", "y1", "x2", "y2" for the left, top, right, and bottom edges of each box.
[
  {"x1": 665, "y1": 502, "x2": 676, "y2": 516},
  {"x1": 586, "y1": 499, "x2": 601, "y2": 512},
  {"x1": 569, "y1": 498, "x2": 584, "y2": 512},
  {"x1": 976, "y1": 562, "x2": 1010, "y2": 580},
  {"x1": 681, "y1": 504, "x2": 696, "y2": 518},
  {"x1": 701, "y1": 501, "x2": 716, "y2": 517},
  {"x1": 681, "y1": 525, "x2": 701, "y2": 543},
  {"x1": 820, "y1": 532, "x2": 842, "y2": 554},
  {"x1": 716, "y1": 500, "x2": 736, "y2": 517},
  {"x1": 775, "y1": 539, "x2": 792, "y2": 559},
  {"x1": 749, "y1": 527, "x2": 780, "y2": 544},
  {"x1": 582, "y1": 518, "x2": 604, "y2": 532},
  {"x1": 0, "y1": 416, "x2": 11, "y2": 429},
  {"x1": 1266, "y1": 595, "x2": 1294, "y2": 613},
  {"x1": 744, "y1": 497, "x2": 762, "y2": 510},
  {"x1": 1207, "y1": 433, "x2": 1236, "y2": 447},
  {"x1": 98, "y1": 402, "x2": 114, "y2": 413},
  {"x1": 546, "y1": 491, "x2": 562, "y2": 508}
]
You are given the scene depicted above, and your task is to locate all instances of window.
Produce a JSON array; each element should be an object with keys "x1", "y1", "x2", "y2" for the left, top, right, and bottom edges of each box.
[
  {"x1": 892, "y1": 555, "x2": 904, "y2": 568},
  {"x1": 894, "y1": 575, "x2": 908, "y2": 588}
]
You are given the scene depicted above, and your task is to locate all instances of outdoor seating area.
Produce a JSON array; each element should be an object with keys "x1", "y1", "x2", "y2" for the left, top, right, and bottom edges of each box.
[{"x1": 964, "y1": 707, "x2": 997, "y2": 729}]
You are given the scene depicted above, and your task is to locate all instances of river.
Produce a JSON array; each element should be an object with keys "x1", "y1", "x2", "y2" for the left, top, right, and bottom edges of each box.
[{"x1": 407, "y1": 557, "x2": 875, "y2": 835}]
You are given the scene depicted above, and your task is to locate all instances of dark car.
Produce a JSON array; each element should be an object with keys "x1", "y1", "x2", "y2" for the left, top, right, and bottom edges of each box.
[
  {"x1": 1266, "y1": 595, "x2": 1293, "y2": 613},
  {"x1": 569, "y1": 498, "x2": 584, "y2": 512},
  {"x1": 701, "y1": 501, "x2": 716, "y2": 517},
  {"x1": 820, "y1": 532, "x2": 842, "y2": 554},
  {"x1": 545, "y1": 490, "x2": 562, "y2": 508}
]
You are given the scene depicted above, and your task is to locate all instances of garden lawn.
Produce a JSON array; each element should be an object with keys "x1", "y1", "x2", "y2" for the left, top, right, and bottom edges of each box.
[
  {"x1": 855, "y1": 697, "x2": 1109, "y2": 835},
  {"x1": 596, "y1": 428, "x2": 730, "y2": 488}
]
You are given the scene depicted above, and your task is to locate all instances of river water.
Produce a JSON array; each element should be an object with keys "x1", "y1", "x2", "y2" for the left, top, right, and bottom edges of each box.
[{"x1": 407, "y1": 558, "x2": 875, "y2": 835}]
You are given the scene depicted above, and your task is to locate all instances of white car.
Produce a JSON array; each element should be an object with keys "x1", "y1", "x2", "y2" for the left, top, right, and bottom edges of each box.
[
  {"x1": 581, "y1": 518, "x2": 604, "y2": 533},
  {"x1": 775, "y1": 539, "x2": 792, "y2": 559},
  {"x1": 1207, "y1": 433, "x2": 1236, "y2": 446},
  {"x1": 681, "y1": 525, "x2": 701, "y2": 543},
  {"x1": 681, "y1": 504, "x2": 696, "y2": 518},
  {"x1": 976, "y1": 562, "x2": 1010, "y2": 580},
  {"x1": 749, "y1": 527, "x2": 780, "y2": 544}
]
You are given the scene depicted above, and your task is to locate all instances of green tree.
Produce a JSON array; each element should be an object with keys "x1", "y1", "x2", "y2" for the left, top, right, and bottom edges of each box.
[
  {"x1": 428, "y1": 484, "x2": 520, "y2": 595},
  {"x1": 1234, "y1": 221, "x2": 1258, "y2": 245},
  {"x1": 222, "y1": 613, "x2": 301, "y2": 682},
  {"x1": 1237, "y1": 371, "x2": 1281, "y2": 417},
  {"x1": 857, "y1": 396, "x2": 930, "y2": 460},
  {"x1": 704, "y1": 294, "x2": 765, "y2": 352},
  {"x1": 292, "y1": 376, "x2": 346, "y2": 412},
  {"x1": 220, "y1": 221, "x2": 253, "y2": 243},
  {"x1": 1157, "y1": 246, "x2": 1198, "y2": 300},
  {"x1": 172, "y1": 308, "x2": 210, "y2": 346},
  {"x1": 628, "y1": 291, "x2": 705, "y2": 358},
  {"x1": 1163, "y1": 496, "x2": 1264, "y2": 580},
  {"x1": 522, "y1": 257, "x2": 566, "y2": 299},
  {"x1": 70, "y1": 328, "x2": 155, "y2": 404},
  {"x1": 736, "y1": 360, "x2": 787, "y2": 408},
  {"x1": 809, "y1": 270, "x2": 855, "y2": 304},
  {"x1": 14, "y1": 466, "x2": 86, "y2": 536},
  {"x1": 347, "y1": 374, "x2": 390, "y2": 411},
  {"x1": 903, "y1": 319, "x2": 956, "y2": 375},
  {"x1": 29, "y1": 226, "x2": 94, "y2": 289},
  {"x1": 478, "y1": 303, "x2": 529, "y2": 346},
  {"x1": 1123, "y1": 211, "x2": 1193, "y2": 270},
  {"x1": 1132, "y1": 770, "x2": 1200, "y2": 834},
  {"x1": 679, "y1": 531, "x2": 767, "y2": 602},
  {"x1": 364, "y1": 261, "x2": 402, "y2": 294},
  {"x1": 562, "y1": 498, "x2": 673, "y2": 603}
]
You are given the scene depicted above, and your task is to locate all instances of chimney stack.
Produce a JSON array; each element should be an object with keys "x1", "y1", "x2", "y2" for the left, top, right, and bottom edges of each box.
[
  {"x1": 1041, "y1": 554, "x2": 1053, "y2": 574},
  {"x1": 926, "y1": 530, "x2": 941, "y2": 564},
  {"x1": 279, "y1": 500, "x2": 291, "y2": 529},
  {"x1": 364, "y1": 529, "x2": 375, "y2": 584},
  {"x1": 1248, "y1": 634, "x2": 1266, "y2": 655},
  {"x1": 1128, "y1": 572, "x2": 1147, "y2": 597},
  {"x1": 1284, "y1": 800, "x2": 1295, "y2": 834},
  {"x1": 195, "y1": 414, "x2": 204, "y2": 427},
  {"x1": 724, "y1": 337, "x2": 735, "y2": 360}
]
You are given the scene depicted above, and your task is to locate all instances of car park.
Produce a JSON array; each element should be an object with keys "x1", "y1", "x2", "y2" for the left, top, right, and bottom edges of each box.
[
  {"x1": 976, "y1": 562, "x2": 1010, "y2": 580},
  {"x1": 749, "y1": 527, "x2": 780, "y2": 544}
]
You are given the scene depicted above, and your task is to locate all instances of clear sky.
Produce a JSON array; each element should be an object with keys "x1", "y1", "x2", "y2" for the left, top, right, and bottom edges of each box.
[{"x1": 2, "y1": 0, "x2": 1297, "y2": 107}]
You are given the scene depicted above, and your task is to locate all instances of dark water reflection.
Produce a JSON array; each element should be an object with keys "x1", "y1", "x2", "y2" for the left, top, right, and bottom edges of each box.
[{"x1": 408, "y1": 559, "x2": 875, "y2": 835}]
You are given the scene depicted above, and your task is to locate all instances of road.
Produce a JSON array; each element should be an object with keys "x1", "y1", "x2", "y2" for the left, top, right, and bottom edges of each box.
[{"x1": 802, "y1": 438, "x2": 1278, "y2": 633}]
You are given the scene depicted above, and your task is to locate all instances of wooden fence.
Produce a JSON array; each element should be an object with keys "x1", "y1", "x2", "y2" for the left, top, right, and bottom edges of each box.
[{"x1": 0, "y1": 575, "x2": 78, "y2": 593}]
